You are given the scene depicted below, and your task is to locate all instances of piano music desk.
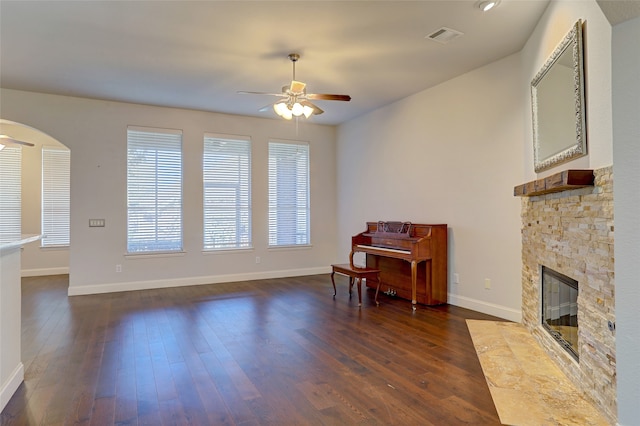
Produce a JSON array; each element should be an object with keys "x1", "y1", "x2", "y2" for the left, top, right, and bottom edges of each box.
[{"x1": 330, "y1": 264, "x2": 381, "y2": 307}]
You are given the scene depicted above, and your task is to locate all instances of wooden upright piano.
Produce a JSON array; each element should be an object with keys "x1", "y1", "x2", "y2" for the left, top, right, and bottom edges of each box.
[{"x1": 350, "y1": 221, "x2": 447, "y2": 309}]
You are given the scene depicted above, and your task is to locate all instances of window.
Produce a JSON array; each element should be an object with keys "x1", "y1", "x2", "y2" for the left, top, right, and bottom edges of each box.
[
  {"x1": 42, "y1": 147, "x2": 70, "y2": 247},
  {"x1": 0, "y1": 147, "x2": 22, "y2": 240},
  {"x1": 203, "y1": 134, "x2": 251, "y2": 250},
  {"x1": 268, "y1": 141, "x2": 310, "y2": 246},
  {"x1": 127, "y1": 126, "x2": 182, "y2": 254}
]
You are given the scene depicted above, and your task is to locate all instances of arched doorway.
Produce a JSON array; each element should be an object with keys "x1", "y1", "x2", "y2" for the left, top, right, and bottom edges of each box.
[{"x1": 0, "y1": 119, "x2": 70, "y2": 277}]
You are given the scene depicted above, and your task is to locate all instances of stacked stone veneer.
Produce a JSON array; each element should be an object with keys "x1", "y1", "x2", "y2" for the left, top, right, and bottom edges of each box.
[{"x1": 520, "y1": 166, "x2": 615, "y2": 424}]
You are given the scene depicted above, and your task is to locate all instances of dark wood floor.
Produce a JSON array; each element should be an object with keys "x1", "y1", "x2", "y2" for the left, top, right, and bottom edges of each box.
[{"x1": 2, "y1": 274, "x2": 504, "y2": 425}]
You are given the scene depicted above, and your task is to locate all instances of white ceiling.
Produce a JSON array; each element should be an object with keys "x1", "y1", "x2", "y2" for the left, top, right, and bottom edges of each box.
[{"x1": 0, "y1": 0, "x2": 552, "y2": 125}]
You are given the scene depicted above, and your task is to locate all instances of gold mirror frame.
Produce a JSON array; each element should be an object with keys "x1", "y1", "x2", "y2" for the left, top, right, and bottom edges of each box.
[{"x1": 531, "y1": 20, "x2": 587, "y2": 173}]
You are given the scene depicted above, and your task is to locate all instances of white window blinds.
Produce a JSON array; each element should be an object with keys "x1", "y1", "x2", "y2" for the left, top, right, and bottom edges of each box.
[
  {"x1": 42, "y1": 147, "x2": 70, "y2": 247},
  {"x1": 203, "y1": 134, "x2": 252, "y2": 250},
  {"x1": 268, "y1": 141, "x2": 310, "y2": 247},
  {"x1": 127, "y1": 127, "x2": 183, "y2": 253},
  {"x1": 0, "y1": 147, "x2": 22, "y2": 241}
]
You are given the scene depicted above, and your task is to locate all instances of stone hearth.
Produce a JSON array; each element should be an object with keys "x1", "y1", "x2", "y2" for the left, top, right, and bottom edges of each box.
[
  {"x1": 519, "y1": 166, "x2": 615, "y2": 424},
  {"x1": 467, "y1": 320, "x2": 609, "y2": 426}
]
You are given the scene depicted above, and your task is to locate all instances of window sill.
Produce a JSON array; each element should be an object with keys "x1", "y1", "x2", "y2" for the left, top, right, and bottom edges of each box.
[
  {"x1": 267, "y1": 244, "x2": 313, "y2": 251},
  {"x1": 201, "y1": 247, "x2": 254, "y2": 255},
  {"x1": 124, "y1": 251, "x2": 186, "y2": 260},
  {"x1": 40, "y1": 244, "x2": 70, "y2": 251}
]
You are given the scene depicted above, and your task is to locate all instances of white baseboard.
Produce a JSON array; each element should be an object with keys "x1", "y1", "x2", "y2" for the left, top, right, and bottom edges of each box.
[
  {"x1": 448, "y1": 293, "x2": 521, "y2": 322},
  {"x1": 66, "y1": 271, "x2": 521, "y2": 322},
  {"x1": 1, "y1": 362, "x2": 24, "y2": 412},
  {"x1": 22, "y1": 267, "x2": 69, "y2": 277},
  {"x1": 68, "y1": 266, "x2": 332, "y2": 296}
]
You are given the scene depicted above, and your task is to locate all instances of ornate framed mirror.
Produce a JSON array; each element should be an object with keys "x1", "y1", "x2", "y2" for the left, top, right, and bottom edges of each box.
[{"x1": 531, "y1": 19, "x2": 586, "y2": 173}]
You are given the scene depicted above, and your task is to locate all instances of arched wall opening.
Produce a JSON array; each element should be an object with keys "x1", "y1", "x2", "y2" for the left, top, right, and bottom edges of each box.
[{"x1": 0, "y1": 119, "x2": 70, "y2": 278}]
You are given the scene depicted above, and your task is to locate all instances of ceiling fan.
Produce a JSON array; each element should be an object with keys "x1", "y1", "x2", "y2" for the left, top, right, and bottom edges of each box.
[
  {"x1": 238, "y1": 53, "x2": 351, "y2": 120},
  {"x1": 0, "y1": 134, "x2": 35, "y2": 150}
]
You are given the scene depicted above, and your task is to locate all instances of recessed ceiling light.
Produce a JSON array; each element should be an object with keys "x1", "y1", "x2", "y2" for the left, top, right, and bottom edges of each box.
[{"x1": 478, "y1": 0, "x2": 500, "y2": 12}]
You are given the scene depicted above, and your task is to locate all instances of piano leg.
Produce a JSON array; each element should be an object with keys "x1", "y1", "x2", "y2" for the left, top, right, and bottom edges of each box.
[{"x1": 411, "y1": 260, "x2": 417, "y2": 311}]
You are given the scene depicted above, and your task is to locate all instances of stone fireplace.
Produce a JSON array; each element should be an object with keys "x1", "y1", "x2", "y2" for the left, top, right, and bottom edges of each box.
[{"x1": 518, "y1": 166, "x2": 615, "y2": 423}]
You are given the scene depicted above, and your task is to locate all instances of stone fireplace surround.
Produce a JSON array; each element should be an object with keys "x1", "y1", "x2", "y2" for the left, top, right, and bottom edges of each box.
[{"x1": 519, "y1": 166, "x2": 615, "y2": 423}]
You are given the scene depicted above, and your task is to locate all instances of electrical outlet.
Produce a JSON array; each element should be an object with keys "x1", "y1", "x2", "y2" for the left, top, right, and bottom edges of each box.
[
  {"x1": 255, "y1": 256, "x2": 261, "y2": 264},
  {"x1": 116, "y1": 264, "x2": 122, "y2": 273},
  {"x1": 484, "y1": 278, "x2": 491, "y2": 289},
  {"x1": 454, "y1": 273, "x2": 459, "y2": 284}
]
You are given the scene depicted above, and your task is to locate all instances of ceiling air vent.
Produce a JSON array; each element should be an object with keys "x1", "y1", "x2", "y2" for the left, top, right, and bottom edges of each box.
[{"x1": 426, "y1": 27, "x2": 464, "y2": 44}]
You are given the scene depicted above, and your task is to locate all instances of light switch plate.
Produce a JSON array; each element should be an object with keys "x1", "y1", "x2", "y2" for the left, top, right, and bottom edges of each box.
[{"x1": 89, "y1": 219, "x2": 105, "y2": 227}]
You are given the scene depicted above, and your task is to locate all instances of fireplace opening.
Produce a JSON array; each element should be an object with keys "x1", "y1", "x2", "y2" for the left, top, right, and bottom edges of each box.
[{"x1": 541, "y1": 266, "x2": 579, "y2": 361}]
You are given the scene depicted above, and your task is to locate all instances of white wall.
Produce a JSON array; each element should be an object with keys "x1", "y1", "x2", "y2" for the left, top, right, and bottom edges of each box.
[
  {"x1": 521, "y1": 0, "x2": 613, "y2": 181},
  {"x1": 612, "y1": 15, "x2": 640, "y2": 426},
  {"x1": 1, "y1": 88, "x2": 338, "y2": 294},
  {"x1": 337, "y1": 53, "x2": 524, "y2": 321},
  {"x1": 0, "y1": 246, "x2": 23, "y2": 411},
  {"x1": 335, "y1": 0, "x2": 616, "y2": 323}
]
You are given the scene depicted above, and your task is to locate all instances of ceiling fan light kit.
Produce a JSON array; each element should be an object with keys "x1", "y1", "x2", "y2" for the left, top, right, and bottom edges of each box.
[
  {"x1": 273, "y1": 98, "x2": 314, "y2": 120},
  {"x1": 239, "y1": 53, "x2": 351, "y2": 120}
]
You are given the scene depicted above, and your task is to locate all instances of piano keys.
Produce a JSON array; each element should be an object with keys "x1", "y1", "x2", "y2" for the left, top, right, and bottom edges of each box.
[{"x1": 350, "y1": 222, "x2": 448, "y2": 309}]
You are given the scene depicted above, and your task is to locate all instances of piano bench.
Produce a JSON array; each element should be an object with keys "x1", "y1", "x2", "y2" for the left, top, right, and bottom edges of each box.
[{"x1": 330, "y1": 263, "x2": 381, "y2": 307}]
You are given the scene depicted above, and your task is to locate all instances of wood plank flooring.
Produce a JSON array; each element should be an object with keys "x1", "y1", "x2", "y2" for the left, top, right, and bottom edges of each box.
[{"x1": 2, "y1": 274, "x2": 504, "y2": 425}]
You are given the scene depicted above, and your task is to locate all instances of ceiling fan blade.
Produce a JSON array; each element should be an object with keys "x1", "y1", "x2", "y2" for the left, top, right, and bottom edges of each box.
[
  {"x1": 289, "y1": 80, "x2": 306, "y2": 94},
  {"x1": 306, "y1": 93, "x2": 351, "y2": 102},
  {"x1": 0, "y1": 135, "x2": 35, "y2": 147},
  {"x1": 301, "y1": 100, "x2": 324, "y2": 116},
  {"x1": 237, "y1": 90, "x2": 286, "y2": 97},
  {"x1": 258, "y1": 103, "x2": 276, "y2": 112}
]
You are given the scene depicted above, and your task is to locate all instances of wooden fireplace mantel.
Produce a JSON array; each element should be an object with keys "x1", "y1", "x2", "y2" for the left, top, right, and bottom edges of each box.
[{"x1": 514, "y1": 170, "x2": 594, "y2": 197}]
